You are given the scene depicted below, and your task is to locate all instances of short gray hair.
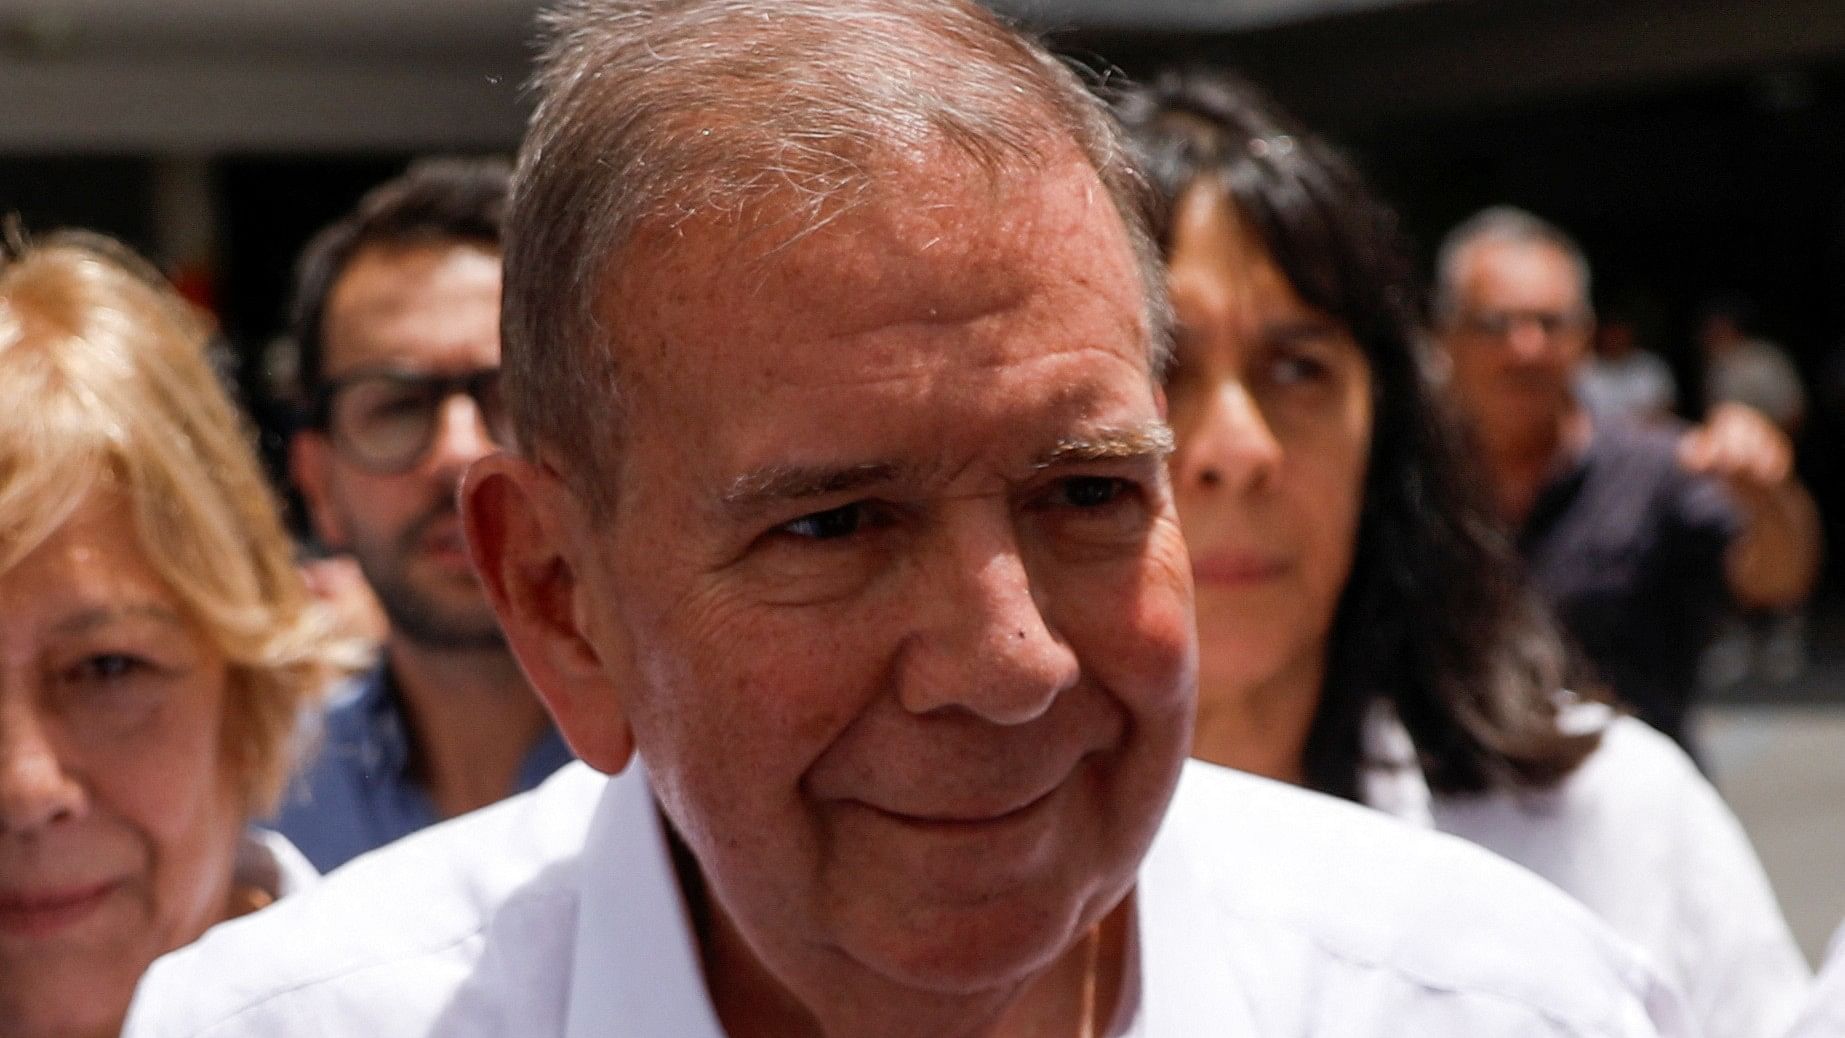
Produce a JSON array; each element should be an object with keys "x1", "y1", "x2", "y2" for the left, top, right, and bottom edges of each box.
[
  {"x1": 503, "y1": 0, "x2": 1166, "y2": 513},
  {"x1": 1433, "y1": 205, "x2": 1592, "y2": 324}
]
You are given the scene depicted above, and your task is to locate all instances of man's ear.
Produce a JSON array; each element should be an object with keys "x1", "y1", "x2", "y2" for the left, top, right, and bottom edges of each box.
[
  {"x1": 460, "y1": 454, "x2": 636, "y2": 775},
  {"x1": 290, "y1": 432, "x2": 348, "y2": 550}
]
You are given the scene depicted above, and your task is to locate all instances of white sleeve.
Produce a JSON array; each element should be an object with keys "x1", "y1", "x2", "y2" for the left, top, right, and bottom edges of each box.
[
  {"x1": 1666, "y1": 748, "x2": 1811, "y2": 1038},
  {"x1": 1790, "y1": 930, "x2": 1845, "y2": 1038}
]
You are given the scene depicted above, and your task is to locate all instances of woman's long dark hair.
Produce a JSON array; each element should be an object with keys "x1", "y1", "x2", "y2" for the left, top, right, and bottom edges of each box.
[{"x1": 1115, "y1": 68, "x2": 1600, "y2": 799}]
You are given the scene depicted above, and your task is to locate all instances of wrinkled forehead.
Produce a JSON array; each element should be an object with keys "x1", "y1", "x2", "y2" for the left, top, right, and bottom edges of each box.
[{"x1": 601, "y1": 151, "x2": 1148, "y2": 394}]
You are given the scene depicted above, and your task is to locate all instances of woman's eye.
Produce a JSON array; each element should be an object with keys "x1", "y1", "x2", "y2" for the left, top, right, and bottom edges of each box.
[
  {"x1": 1268, "y1": 351, "x2": 1330, "y2": 387},
  {"x1": 70, "y1": 653, "x2": 152, "y2": 683},
  {"x1": 779, "y1": 503, "x2": 867, "y2": 541}
]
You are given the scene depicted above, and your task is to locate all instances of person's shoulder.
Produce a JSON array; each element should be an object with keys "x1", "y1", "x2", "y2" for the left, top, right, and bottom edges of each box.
[
  {"x1": 1791, "y1": 928, "x2": 1845, "y2": 1037},
  {"x1": 1157, "y1": 761, "x2": 1681, "y2": 1033},
  {"x1": 1566, "y1": 707, "x2": 1702, "y2": 794},
  {"x1": 123, "y1": 762, "x2": 610, "y2": 1037},
  {"x1": 1430, "y1": 704, "x2": 1717, "y2": 888}
]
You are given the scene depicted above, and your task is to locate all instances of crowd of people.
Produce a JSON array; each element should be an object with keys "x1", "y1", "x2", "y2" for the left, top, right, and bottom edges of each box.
[{"x1": 0, "y1": 0, "x2": 1840, "y2": 1035}]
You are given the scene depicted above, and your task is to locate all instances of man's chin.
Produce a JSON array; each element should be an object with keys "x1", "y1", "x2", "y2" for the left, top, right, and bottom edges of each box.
[
  {"x1": 832, "y1": 879, "x2": 1120, "y2": 997},
  {"x1": 379, "y1": 598, "x2": 507, "y2": 651}
]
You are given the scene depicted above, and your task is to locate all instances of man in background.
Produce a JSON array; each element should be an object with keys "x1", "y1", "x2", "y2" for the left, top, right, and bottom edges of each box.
[
  {"x1": 1435, "y1": 206, "x2": 1821, "y2": 757},
  {"x1": 275, "y1": 158, "x2": 571, "y2": 870}
]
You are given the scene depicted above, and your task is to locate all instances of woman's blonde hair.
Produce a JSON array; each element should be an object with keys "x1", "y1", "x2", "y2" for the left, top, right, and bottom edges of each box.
[{"x1": 0, "y1": 230, "x2": 354, "y2": 814}]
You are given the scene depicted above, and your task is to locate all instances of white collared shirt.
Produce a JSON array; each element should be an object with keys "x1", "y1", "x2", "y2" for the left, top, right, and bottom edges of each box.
[
  {"x1": 124, "y1": 759, "x2": 1685, "y2": 1037},
  {"x1": 1789, "y1": 924, "x2": 1845, "y2": 1037},
  {"x1": 1362, "y1": 700, "x2": 1808, "y2": 1038},
  {"x1": 238, "y1": 828, "x2": 319, "y2": 902}
]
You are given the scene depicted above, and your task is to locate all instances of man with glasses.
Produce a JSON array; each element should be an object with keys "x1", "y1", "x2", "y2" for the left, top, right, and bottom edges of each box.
[
  {"x1": 276, "y1": 158, "x2": 572, "y2": 870},
  {"x1": 1434, "y1": 206, "x2": 1819, "y2": 758}
]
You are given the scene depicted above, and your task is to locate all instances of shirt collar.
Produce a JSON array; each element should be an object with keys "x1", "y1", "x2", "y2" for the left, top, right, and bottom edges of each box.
[
  {"x1": 238, "y1": 828, "x2": 320, "y2": 899},
  {"x1": 1127, "y1": 763, "x2": 1273, "y2": 1033},
  {"x1": 567, "y1": 760, "x2": 726, "y2": 1038},
  {"x1": 564, "y1": 761, "x2": 1267, "y2": 1037}
]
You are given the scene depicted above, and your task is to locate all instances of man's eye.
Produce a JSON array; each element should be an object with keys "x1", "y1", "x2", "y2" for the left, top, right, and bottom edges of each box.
[
  {"x1": 1052, "y1": 477, "x2": 1131, "y2": 510},
  {"x1": 780, "y1": 504, "x2": 866, "y2": 541}
]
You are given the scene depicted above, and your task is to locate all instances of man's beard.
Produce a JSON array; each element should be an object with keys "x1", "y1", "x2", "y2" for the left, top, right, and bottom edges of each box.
[{"x1": 347, "y1": 506, "x2": 508, "y2": 653}]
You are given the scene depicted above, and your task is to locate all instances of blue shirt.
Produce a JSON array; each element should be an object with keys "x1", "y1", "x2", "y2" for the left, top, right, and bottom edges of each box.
[{"x1": 271, "y1": 661, "x2": 575, "y2": 872}]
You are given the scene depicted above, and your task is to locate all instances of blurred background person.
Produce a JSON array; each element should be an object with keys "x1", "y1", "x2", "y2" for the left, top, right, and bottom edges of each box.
[
  {"x1": 1578, "y1": 313, "x2": 1678, "y2": 424},
  {"x1": 1118, "y1": 69, "x2": 1808, "y2": 1038},
  {"x1": 0, "y1": 232, "x2": 349, "y2": 1038},
  {"x1": 274, "y1": 158, "x2": 571, "y2": 872},
  {"x1": 1700, "y1": 294, "x2": 1807, "y2": 434},
  {"x1": 1433, "y1": 207, "x2": 1821, "y2": 761}
]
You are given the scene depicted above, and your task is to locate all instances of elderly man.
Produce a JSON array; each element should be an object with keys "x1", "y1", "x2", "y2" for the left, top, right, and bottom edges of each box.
[
  {"x1": 277, "y1": 158, "x2": 573, "y2": 869},
  {"x1": 125, "y1": 3, "x2": 1682, "y2": 1035},
  {"x1": 1434, "y1": 207, "x2": 1820, "y2": 757}
]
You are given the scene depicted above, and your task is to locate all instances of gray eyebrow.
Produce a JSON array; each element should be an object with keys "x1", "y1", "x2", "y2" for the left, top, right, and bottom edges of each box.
[
  {"x1": 721, "y1": 461, "x2": 906, "y2": 519},
  {"x1": 719, "y1": 420, "x2": 1174, "y2": 520},
  {"x1": 1032, "y1": 421, "x2": 1175, "y2": 470},
  {"x1": 51, "y1": 603, "x2": 189, "y2": 636}
]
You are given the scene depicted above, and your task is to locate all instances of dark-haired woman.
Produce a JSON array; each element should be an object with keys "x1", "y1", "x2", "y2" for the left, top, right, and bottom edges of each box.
[{"x1": 1117, "y1": 70, "x2": 1806, "y2": 1038}]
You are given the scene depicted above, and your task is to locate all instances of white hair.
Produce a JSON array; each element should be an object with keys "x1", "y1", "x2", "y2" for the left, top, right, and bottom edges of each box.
[
  {"x1": 503, "y1": 0, "x2": 1166, "y2": 512},
  {"x1": 1433, "y1": 205, "x2": 1593, "y2": 324}
]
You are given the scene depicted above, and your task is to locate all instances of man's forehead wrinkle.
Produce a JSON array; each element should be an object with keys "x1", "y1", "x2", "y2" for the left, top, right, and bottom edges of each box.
[{"x1": 608, "y1": 148, "x2": 1119, "y2": 327}]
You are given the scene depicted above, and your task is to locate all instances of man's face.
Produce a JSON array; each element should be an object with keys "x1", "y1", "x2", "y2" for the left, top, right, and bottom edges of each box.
[
  {"x1": 570, "y1": 156, "x2": 1194, "y2": 997},
  {"x1": 293, "y1": 243, "x2": 504, "y2": 649},
  {"x1": 1439, "y1": 239, "x2": 1592, "y2": 444}
]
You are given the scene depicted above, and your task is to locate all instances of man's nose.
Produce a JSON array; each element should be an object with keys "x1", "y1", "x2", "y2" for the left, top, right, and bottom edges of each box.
[
  {"x1": 1175, "y1": 379, "x2": 1282, "y2": 496},
  {"x1": 1505, "y1": 319, "x2": 1556, "y2": 363},
  {"x1": 0, "y1": 699, "x2": 84, "y2": 836},
  {"x1": 425, "y1": 393, "x2": 497, "y2": 474},
  {"x1": 897, "y1": 524, "x2": 1081, "y2": 725}
]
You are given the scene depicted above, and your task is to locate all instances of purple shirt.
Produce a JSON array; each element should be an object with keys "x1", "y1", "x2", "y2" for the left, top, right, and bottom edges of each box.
[{"x1": 1517, "y1": 418, "x2": 1742, "y2": 754}]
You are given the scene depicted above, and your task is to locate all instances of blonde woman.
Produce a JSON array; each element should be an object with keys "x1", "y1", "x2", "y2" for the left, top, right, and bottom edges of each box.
[{"x1": 0, "y1": 233, "x2": 352, "y2": 1038}]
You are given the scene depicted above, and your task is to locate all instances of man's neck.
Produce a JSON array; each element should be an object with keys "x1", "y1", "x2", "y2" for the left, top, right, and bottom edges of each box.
[
  {"x1": 386, "y1": 637, "x2": 551, "y2": 819},
  {"x1": 1191, "y1": 649, "x2": 1323, "y2": 787},
  {"x1": 1480, "y1": 405, "x2": 1590, "y2": 527},
  {"x1": 696, "y1": 874, "x2": 1131, "y2": 1038}
]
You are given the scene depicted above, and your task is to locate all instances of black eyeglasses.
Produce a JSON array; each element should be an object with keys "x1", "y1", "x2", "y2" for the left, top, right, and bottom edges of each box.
[{"x1": 310, "y1": 368, "x2": 508, "y2": 474}]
